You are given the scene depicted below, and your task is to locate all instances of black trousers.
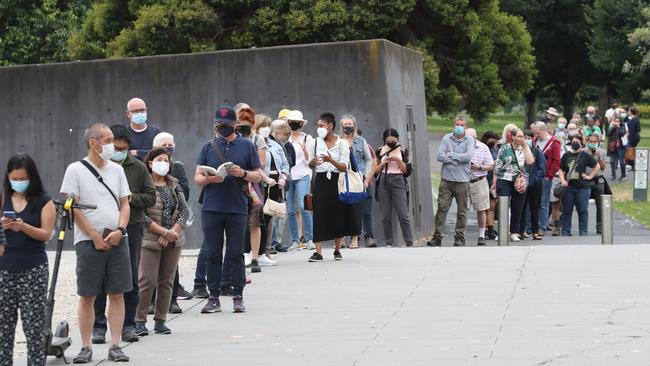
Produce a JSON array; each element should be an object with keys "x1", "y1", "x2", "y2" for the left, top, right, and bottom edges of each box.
[
  {"x1": 94, "y1": 224, "x2": 143, "y2": 331},
  {"x1": 590, "y1": 180, "x2": 605, "y2": 230},
  {"x1": 521, "y1": 181, "x2": 542, "y2": 234}
]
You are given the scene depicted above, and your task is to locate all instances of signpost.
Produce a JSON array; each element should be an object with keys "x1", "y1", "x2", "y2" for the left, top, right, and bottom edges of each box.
[{"x1": 633, "y1": 148, "x2": 648, "y2": 202}]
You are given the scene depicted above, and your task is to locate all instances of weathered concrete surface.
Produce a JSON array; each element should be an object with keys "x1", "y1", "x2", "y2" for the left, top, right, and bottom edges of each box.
[
  {"x1": 0, "y1": 39, "x2": 432, "y2": 248},
  {"x1": 25, "y1": 245, "x2": 650, "y2": 365}
]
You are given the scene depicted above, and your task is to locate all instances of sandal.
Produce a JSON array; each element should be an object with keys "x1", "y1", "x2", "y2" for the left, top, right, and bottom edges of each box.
[
  {"x1": 349, "y1": 242, "x2": 359, "y2": 249},
  {"x1": 533, "y1": 233, "x2": 543, "y2": 240}
]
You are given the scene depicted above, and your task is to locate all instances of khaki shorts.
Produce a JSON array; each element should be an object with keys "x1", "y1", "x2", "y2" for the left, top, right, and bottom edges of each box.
[
  {"x1": 550, "y1": 176, "x2": 561, "y2": 203},
  {"x1": 469, "y1": 177, "x2": 491, "y2": 211}
]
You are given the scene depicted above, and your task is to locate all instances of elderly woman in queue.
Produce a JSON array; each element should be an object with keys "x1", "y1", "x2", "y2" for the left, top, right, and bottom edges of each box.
[
  {"x1": 339, "y1": 114, "x2": 374, "y2": 249},
  {"x1": 269, "y1": 119, "x2": 296, "y2": 252},
  {"x1": 374, "y1": 128, "x2": 414, "y2": 247},
  {"x1": 307, "y1": 112, "x2": 360, "y2": 262},
  {"x1": 151, "y1": 132, "x2": 192, "y2": 312},
  {"x1": 135, "y1": 148, "x2": 189, "y2": 336},
  {"x1": 0, "y1": 154, "x2": 55, "y2": 365},
  {"x1": 254, "y1": 114, "x2": 290, "y2": 265},
  {"x1": 493, "y1": 126, "x2": 535, "y2": 242}
]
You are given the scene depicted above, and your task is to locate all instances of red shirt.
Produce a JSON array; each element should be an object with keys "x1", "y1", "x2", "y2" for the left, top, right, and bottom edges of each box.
[{"x1": 534, "y1": 135, "x2": 561, "y2": 179}]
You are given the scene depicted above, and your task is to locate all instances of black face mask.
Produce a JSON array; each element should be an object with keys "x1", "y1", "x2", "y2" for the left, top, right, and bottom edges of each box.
[
  {"x1": 571, "y1": 141, "x2": 582, "y2": 151},
  {"x1": 289, "y1": 121, "x2": 302, "y2": 131},
  {"x1": 236, "y1": 125, "x2": 252, "y2": 136},
  {"x1": 217, "y1": 125, "x2": 235, "y2": 138},
  {"x1": 342, "y1": 126, "x2": 355, "y2": 135},
  {"x1": 386, "y1": 141, "x2": 398, "y2": 149},
  {"x1": 487, "y1": 142, "x2": 496, "y2": 148},
  {"x1": 164, "y1": 147, "x2": 174, "y2": 156}
]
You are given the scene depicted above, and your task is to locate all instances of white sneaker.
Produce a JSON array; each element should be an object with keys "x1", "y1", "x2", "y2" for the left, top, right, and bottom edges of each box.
[
  {"x1": 306, "y1": 240, "x2": 316, "y2": 250},
  {"x1": 510, "y1": 234, "x2": 521, "y2": 242},
  {"x1": 288, "y1": 242, "x2": 301, "y2": 251},
  {"x1": 258, "y1": 255, "x2": 277, "y2": 267},
  {"x1": 244, "y1": 253, "x2": 252, "y2": 267}
]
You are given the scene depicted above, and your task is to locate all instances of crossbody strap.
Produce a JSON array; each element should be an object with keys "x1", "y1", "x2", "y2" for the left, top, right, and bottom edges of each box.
[
  {"x1": 309, "y1": 139, "x2": 317, "y2": 194},
  {"x1": 80, "y1": 160, "x2": 120, "y2": 209},
  {"x1": 209, "y1": 141, "x2": 228, "y2": 163}
]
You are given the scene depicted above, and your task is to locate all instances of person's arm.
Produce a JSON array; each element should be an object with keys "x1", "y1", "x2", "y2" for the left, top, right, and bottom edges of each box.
[
  {"x1": 558, "y1": 157, "x2": 568, "y2": 186},
  {"x1": 104, "y1": 196, "x2": 130, "y2": 247},
  {"x1": 453, "y1": 138, "x2": 475, "y2": 163},
  {"x1": 362, "y1": 142, "x2": 373, "y2": 177},
  {"x1": 547, "y1": 141, "x2": 561, "y2": 178},
  {"x1": 437, "y1": 137, "x2": 455, "y2": 164},
  {"x1": 10, "y1": 200, "x2": 56, "y2": 242},
  {"x1": 482, "y1": 146, "x2": 495, "y2": 171},
  {"x1": 174, "y1": 162, "x2": 190, "y2": 200},
  {"x1": 129, "y1": 167, "x2": 156, "y2": 209}
]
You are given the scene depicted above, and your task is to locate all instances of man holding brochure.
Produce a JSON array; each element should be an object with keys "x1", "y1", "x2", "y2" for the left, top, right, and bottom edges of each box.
[{"x1": 194, "y1": 104, "x2": 262, "y2": 314}]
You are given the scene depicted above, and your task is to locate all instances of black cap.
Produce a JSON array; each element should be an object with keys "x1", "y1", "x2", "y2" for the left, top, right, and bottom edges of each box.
[{"x1": 214, "y1": 104, "x2": 236, "y2": 125}]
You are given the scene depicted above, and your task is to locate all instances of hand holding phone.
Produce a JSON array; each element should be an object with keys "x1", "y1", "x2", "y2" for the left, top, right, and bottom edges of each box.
[{"x1": 3, "y1": 211, "x2": 16, "y2": 220}]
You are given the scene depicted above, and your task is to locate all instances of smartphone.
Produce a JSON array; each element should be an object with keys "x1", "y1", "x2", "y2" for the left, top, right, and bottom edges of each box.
[
  {"x1": 3, "y1": 211, "x2": 16, "y2": 220},
  {"x1": 103, "y1": 228, "x2": 113, "y2": 239}
]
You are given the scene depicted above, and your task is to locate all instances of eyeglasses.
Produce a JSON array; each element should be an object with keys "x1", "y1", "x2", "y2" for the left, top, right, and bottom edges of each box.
[{"x1": 114, "y1": 146, "x2": 129, "y2": 152}]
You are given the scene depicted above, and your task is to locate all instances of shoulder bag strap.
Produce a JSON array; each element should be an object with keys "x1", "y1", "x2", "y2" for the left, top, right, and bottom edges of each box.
[
  {"x1": 80, "y1": 160, "x2": 120, "y2": 209},
  {"x1": 309, "y1": 139, "x2": 317, "y2": 194},
  {"x1": 209, "y1": 141, "x2": 228, "y2": 163}
]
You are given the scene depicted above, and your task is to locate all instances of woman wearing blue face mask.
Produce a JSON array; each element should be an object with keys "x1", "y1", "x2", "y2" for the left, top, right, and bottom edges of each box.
[{"x1": 0, "y1": 153, "x2": 56, "y2": 365}]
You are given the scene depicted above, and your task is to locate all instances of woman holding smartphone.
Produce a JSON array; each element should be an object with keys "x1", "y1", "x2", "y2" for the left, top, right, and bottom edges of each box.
[{"x1": 0, "y1": 153, "x2": 56, "y2": 365}]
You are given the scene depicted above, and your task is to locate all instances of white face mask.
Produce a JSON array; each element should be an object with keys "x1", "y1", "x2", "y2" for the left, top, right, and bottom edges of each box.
[
  {"x1": 259, "y1": 127, "x2": 271, "y2": 138},
  {"x1": 98, "y1": 143, "x2": 114, "y2": 161},
  {"x1": 317, "y1": 127, "x2": 328, "y2": 139},
  {"x1": 151, "y1": 161, "x2": 170, "y2": 176}
]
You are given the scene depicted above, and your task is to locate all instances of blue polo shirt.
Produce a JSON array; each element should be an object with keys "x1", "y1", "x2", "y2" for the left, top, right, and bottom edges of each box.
[{"x1": 196, "y1": 136, "x2": 261, "y2": 215}]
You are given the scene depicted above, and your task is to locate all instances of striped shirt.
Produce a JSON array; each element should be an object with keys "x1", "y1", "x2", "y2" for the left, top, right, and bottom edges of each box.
[
  {"x1": 471, "y1": 141, "x2": 494, "y2": 178},
  {"x1": 0, "y1": 224, "x2": 6, "y2": 246}
]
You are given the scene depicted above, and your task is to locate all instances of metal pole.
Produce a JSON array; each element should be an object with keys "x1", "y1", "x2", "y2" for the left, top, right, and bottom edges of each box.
[
  {"x1": 498, "y1": 196, "x2": 510, "y2": 246},
  {"x1": 601, "y1": 194, "x2": 613, "y2": 245}
]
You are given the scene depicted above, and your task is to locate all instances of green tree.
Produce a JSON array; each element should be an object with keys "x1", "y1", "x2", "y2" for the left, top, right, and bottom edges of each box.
[
  {"x1": 627, "y1": 7, "x2": 650, "y2": 72},
  {"x1": 0, "y1": 0, "x2": 90, "y2": 65}
]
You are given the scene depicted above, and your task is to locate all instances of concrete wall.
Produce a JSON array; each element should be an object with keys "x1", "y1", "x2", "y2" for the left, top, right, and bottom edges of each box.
[{"x1": 0, "y1": 39, "x2": 432, "y2": 248}]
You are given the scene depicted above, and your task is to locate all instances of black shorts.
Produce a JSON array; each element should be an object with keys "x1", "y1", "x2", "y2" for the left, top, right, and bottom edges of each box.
[{"x1": 75, "y1": 238, "x2": 132, "y2": 297}]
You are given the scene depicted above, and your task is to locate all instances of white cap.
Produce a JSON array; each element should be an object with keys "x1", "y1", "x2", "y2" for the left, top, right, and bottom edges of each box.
[{"x1": 286, "y1": 110, "x2": 307, "y2": 124}]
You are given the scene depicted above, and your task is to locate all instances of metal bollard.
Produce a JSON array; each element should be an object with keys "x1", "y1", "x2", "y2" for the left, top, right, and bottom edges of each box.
[
  {"x1": 601, "y1": 194, "x2": 613, "y2": 245},
  {"x1": 498, "y1": 196, "x2": 510, "y2": 246}
]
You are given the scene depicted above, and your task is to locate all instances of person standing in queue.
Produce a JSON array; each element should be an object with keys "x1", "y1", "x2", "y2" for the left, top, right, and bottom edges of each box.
[
  {"x1": 465, "y1": 128, "x2": 494, "y2": 246},
  {"x1": 125, "y1": 98, "x2": 162, "y2": 160},
  {"x1": 0, "y1": 154, "x2": 56, "y2": 366},
  {"x1": 196, "y1": 104, "x2": 261, "y2": 314},
  {"x1": 307, "y1": 113, "x2": 359, "y2": 261}
]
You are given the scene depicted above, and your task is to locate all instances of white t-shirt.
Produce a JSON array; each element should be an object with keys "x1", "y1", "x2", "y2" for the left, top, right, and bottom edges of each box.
[
  {"x1": 60, "y1": 158, "x2": 131, "y2": 245},
  {"x1": 307, "y1": 136, "x2": 350, "y2": 173},
  {"x1": 290, "y1": 132, "x2": 314, "y2": 180}
]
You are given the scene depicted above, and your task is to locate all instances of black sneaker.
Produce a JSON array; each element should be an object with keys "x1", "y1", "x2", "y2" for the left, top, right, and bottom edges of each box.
[
  {"x1": 73, "y1": 347, "x2": 93, "y2": 364},
  {"x1": 365, "y1": 236, "x2": 377, "y2": 248},
  {"x1": 333, "y1": 250, "x2": 343, "y2": 261},
  {"x1": 251, "y1": 259, "x2": 261, "y2": 273},
  {"x1": 406, "y1": 242, "x2": 414, "y2": 247},
  {"x1": 176, "y1": 284, "x2": 193, "y2": 300},
  {"x1": 121, "y1": 327, "x2": 139, "y2": 342},
  {"x1": 169, "y1": 300, "x2": 182, "y2": 314},
  {"x1": 147, "y1": 303, "x2": 155, "y2": 315},
  {"x1": 308, "y1": 252, "x2": 324, "y2": 262},
  {"x1": 92, "y1": 328, "x2": 106, "y2": 344},
  {"x1": 453, "y1": 235, "x2": 465, "y2": 246},
  {"x1": 233, "y1": 295, "x2": 246, "y2": 313},
  {"x1": 220, "y1": 285, "x2": 235, "y2": 297},
  {"x1": 427, "y1": 233, "x2": 442, "y2": 247},
  {"x1": 108, "y1": 345, "x2": 129, "y2": 362},
  {"x1": 275, "y1": 244, "x2": 288, "y2": 253},
  {"x1": 201, "y1": 297, "x2": 222, "y2": 313},
  {"x1": 134, "y1": 323, "x2": 149, "y2": 337},
  {"x1": 477, "y1": 237, "x2": 486, "y2": 246},
  {"x1": 192, "y1": 284, "x2": 210, "y2": 299},
  {"x1": 486, "y1": 229, "x2": 498, "y2": 240},
  {"x1": 154, "y1": 321, "x2": 172, "y2": 334}
]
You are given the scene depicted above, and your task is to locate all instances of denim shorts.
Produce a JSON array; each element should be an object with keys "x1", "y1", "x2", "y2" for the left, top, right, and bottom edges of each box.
[{"x1": 75, "y1": 238, "x2": 132, "y2": 297}]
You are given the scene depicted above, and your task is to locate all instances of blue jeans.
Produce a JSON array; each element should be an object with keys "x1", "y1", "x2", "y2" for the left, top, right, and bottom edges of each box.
[
  {"x1": 202, "y1": 211, "x2": 247, "y2": 297},
  {"x1": 539, "y1": 178, "x2": 552, "y2": 231},
  {"x1": 609, "y1": 148, "x2": 626, "y2": 179},
  {"x1": 286, "y1": 175, "x2": 313, "y2": 242},
  {"x1": 194, "y1": 240, "x2": 208, "y2": 285},
  {"x1": 561, "y1": 186, "x2": 590, "y2": 236}
]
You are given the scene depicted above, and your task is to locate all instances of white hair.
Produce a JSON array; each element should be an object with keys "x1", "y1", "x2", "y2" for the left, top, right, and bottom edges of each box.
[
  {"x1": 153, "y1": 132, "x2": 174, "y2": 147},
  {"x1": 532, "y1": 121, "x2": 547, "y2": 131}
]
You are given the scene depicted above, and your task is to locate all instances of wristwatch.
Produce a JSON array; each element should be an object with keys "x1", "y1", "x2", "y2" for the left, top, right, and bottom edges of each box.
[{"x1": 117, "y1": 227, "x2": 127, "y2": 236}]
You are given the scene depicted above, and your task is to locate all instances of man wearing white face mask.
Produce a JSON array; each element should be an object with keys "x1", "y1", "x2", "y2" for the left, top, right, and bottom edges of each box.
[
  {"x1": 125, "y1": 97, "x2": 162, "y2": 160},
  {"x1": 92, "y1": 125, "x2": 156, "y2": 344},
  {"x1": 60, "y1": 123, "x2": 133, "y2": 363}
]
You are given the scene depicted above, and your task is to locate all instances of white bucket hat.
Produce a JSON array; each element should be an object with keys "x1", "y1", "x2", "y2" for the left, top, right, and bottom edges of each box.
[
  {"x1": 286, "y1": 110, "x2": 307, "y2": 124},
  {"x1": 545, "y1": 107, "x2": 559, "y2": 117}
]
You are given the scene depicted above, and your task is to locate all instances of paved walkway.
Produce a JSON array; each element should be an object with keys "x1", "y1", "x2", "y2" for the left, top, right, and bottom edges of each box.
[{"x1": 36, "y1": 245, "x2": 650, "y2": 366}]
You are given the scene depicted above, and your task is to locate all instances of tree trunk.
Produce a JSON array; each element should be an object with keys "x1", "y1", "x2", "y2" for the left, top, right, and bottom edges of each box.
[
  {"x1": 598, "y1": 83, "x2": 609, "y2": 125},
  {"x1": 525, "y1": 91, "x2": 536, "y2": 128}
]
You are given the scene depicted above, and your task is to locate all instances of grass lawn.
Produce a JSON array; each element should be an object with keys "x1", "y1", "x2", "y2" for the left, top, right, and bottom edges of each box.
[
  {"x1": 427, "y1": 114, "x2": 650, "y2": 147},
  {"x1": 609, "y1": 179, "x2": 650, "y2": 228}
]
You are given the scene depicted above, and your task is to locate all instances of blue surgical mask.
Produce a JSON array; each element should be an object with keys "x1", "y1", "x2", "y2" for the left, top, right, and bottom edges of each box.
[
  {"x1": 454, "y1": 126, "x2": 465, "y2": 135},
  {"x1": 558, "y1": 123, "x2": 566, "y2": 129},
  {"x1": 10, "y1": 180, "x2": 29, "y2": 193},
  {"x1": 526, "y1": 140, "x2": 532, "y2": 148},
  {"x1": 111, "y1": 150, "x2": 128, "y2": 162},
  {"x1": 587, "y1": 143, "x2": 598, "y2": 150},
  {"x1": 131, "y1": 112, "x2": 147, "y2": 125}
]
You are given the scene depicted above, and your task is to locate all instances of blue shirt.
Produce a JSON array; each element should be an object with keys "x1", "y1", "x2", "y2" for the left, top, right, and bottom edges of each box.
[
  {"x1": 0, "y1": 193, "x2": 51, "y2": 272},
  {"x1": 196, "y1": 136, "x2": 261, "y2": 215},
  {"x1": 437, "y1": 133, "x2": 475, "y2": 182}
]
